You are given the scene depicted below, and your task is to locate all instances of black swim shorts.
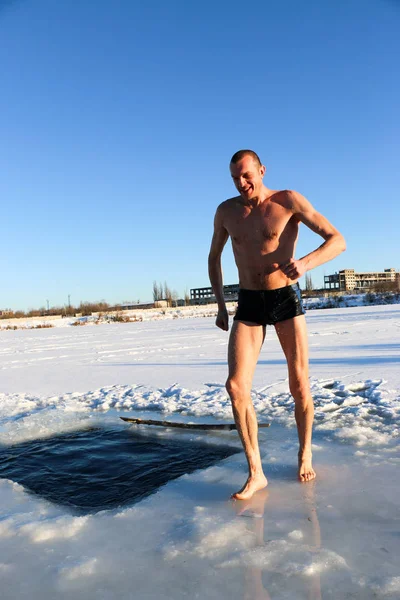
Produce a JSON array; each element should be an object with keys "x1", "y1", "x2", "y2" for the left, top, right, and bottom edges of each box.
[{"x1": 233, "y1": 283, "x2": 305, "y2": 326}]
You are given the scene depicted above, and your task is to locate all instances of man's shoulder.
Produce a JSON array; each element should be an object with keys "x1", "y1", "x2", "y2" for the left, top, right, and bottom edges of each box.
[
  {"x1": 216, "y1": 196, "x2": 242, "y2": 212},
  {"x1": 270, "y1": 189, "x2": 305, "y2": 211}
]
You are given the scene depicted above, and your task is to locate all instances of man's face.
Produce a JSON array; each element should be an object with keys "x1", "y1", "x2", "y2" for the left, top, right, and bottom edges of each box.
[{"x1": 230, "y1": 156, "x2": 265, "y2": 201}]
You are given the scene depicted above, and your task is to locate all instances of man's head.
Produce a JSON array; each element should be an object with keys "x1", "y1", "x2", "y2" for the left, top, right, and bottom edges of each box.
[{"x1": 229, "y1": 149, "x2": 266, "y2": 201}]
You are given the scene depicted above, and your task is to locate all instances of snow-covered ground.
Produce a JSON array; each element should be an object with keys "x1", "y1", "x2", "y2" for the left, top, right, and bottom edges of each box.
[{"x1": 0, "y1": 305, "x2": 399, "y2": 599}]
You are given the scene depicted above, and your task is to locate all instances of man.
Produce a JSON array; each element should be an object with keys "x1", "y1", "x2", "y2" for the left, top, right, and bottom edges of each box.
[{"x1": 208, "y1": 149, "x2": 346, "y2": 500}]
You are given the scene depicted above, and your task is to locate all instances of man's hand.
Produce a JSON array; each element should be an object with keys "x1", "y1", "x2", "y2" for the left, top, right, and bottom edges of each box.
[
  {"x1": 280, "y1": 258, "x2": 307, "y2": 280},
  {"x1": 215, "y1": 308, "x2": 229, "y2": 331}
]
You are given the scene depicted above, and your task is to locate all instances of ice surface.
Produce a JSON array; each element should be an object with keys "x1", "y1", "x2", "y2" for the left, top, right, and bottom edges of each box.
[{"x1": 0, "y1": 304, "x2": 399, "y2": 598}]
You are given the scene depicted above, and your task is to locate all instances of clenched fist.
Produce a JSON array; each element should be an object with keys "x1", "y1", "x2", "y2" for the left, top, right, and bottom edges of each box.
[
  {"x1": 280, "y1": 258, "x2": 307, "y2": 280},
  {"x1": 216, "y1": 308, "x2": 229, "y2": 331}
]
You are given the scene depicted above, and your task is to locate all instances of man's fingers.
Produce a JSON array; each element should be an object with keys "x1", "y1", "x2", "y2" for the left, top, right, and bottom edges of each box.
[
  {"x1": 282, "y1": 258, "x2": 295, "y2": 268},
  {"x1": 281, "y1": 261, "x2": 300, "y2": 278},
  {"x1": 216, "y1": 317, "x2": 229, "y2": 331},
  {"x1": 281, "y1": 262, "x2": 295, "y2": 274}
]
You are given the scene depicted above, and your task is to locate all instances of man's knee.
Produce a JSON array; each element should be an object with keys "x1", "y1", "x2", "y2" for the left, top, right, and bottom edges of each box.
[
  {"x1": 226, "y1": 377, "x2": 251, "y2": 402},
  {"x1": 289, "y1": 376, "x2": 311, "y2": 405}
]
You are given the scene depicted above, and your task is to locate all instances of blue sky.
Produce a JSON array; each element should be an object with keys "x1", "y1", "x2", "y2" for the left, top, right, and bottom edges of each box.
[{"x1": 1, "y1": 0, "x2": 399, "y2": 310}]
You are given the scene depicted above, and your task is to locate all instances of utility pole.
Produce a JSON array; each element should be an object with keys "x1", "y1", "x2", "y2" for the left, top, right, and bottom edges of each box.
[{"x1": 46, "y1": 299, "x2": 49, "y2": 313}]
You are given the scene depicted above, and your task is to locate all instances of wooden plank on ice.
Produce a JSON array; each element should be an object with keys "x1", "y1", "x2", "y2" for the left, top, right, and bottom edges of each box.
[{"x1": 120, "y1": 417, "x2": 270, "y2": 430}]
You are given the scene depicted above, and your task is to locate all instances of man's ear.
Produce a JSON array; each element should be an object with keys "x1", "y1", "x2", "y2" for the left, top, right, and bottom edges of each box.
[{"x1": 260, "y1": 165, "x2": 266, "y2": 177}]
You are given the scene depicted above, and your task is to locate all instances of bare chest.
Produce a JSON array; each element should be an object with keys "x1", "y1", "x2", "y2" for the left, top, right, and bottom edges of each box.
[{"x1": 226, "y1": 203, "x2": 295, "y2": 248}]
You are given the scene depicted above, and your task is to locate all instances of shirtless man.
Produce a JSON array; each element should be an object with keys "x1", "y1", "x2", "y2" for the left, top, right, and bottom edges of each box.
[{"x1": 208, "y1": 149, "x2": 346, "y2": 500}]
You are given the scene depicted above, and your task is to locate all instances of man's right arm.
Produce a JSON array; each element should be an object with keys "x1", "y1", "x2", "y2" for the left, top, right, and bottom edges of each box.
[{"x1": 208, "y1": 205, "x2": 229, "y2": 331}]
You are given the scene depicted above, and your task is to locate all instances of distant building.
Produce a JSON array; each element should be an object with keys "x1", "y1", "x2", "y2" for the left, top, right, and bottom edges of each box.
[
  {"x1": 324, "y1": 268, "x2": 400, "y2": 291},
  {"x1": 114, "y1": 299, "x2": 186, "y2": 311},
  {"x1": 0, "y1": 309, "x2": 12, "y2": 317},
  {"x1": 190, "y1": 284, "x2": 239, "y2": 305},
  {"x1": 116, "y1": 301, "x2": 155, "y2": 310}
]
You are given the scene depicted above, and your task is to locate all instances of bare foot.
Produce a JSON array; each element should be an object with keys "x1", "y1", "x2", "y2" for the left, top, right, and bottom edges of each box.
[
  {"x1": 235, "y1": 487, "x2": 269, "y2": 518},
  {"x1": 298, "y1": 452, "x2": 316, "y2": 483},
  {"x1": 231, "y1": 473, "x2": 268, "y2": 501}
]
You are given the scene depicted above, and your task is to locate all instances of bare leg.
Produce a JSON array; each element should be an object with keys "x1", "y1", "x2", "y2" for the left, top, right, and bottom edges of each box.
[
  {"x1": 275, "y1": 315, "x2": 316, "y2": 482},
  {"x1": 226, "y1": 320, "x2": 268, "y2": 500}
]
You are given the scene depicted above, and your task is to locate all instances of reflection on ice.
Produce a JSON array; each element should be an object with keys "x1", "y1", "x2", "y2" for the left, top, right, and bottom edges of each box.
[
  {"x1": 158, "y1": 432, "x2": 399, "y2": 600},
  {"x1": 230, "y1": 485, "x2": 335, "y2": 600}
]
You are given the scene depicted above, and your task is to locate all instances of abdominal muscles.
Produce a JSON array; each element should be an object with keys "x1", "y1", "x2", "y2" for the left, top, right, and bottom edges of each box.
[{"x1": 233, "y1": 250, "x2": 295, "y2": 290}]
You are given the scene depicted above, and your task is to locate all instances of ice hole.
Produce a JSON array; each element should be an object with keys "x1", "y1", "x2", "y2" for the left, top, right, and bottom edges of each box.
[{"x1": 0, "y1": 426, "x2": 239, "y2": 514}]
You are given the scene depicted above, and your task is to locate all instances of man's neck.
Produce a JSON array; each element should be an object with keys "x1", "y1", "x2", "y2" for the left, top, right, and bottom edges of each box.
[{"x1": 245, "y1": 185, "x2": 272, "y2": 207}]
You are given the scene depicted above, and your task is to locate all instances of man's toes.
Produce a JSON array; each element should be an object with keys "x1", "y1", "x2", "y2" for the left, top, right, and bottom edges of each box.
[
  {"x1": 304, "y1": 471, "x2": 316, "y2": 482},
  {"x1": 299, "y1": 470, "x2": 315, "y2": 482}
]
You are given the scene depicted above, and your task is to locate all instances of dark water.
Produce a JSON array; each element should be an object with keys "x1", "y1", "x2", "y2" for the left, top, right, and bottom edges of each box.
[{"x1": 0, "y1": 427, "x2": 239, "y2": 514}]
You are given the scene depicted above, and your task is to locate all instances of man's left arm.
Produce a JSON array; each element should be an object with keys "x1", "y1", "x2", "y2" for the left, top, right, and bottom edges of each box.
[{"x1": 281, "y1": 190, "x2": 346, "y2": 280}]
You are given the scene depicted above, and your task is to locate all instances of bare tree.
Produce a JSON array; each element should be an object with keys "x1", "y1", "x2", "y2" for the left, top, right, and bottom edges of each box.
[
  {"x1": 153, "y1": 281, "x2": 160, "y2": 302},
  {"x1": 164, "y1": 281, "x2": 172, "y2": 307},
  {"x1": 305, "y1": 273, "x2": 313, "y2": 291},
  {"x1": 171, "y1": 290, "x2": 179, "y2": 307},
  {"x1": 184, "y1": 288, "x2": 190, "y2": 306}
]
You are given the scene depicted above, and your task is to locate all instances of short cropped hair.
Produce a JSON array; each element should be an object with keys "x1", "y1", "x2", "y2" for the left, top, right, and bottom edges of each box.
[{"x1": 230, "y1": 149, "x2": 262, "y2": 167}]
